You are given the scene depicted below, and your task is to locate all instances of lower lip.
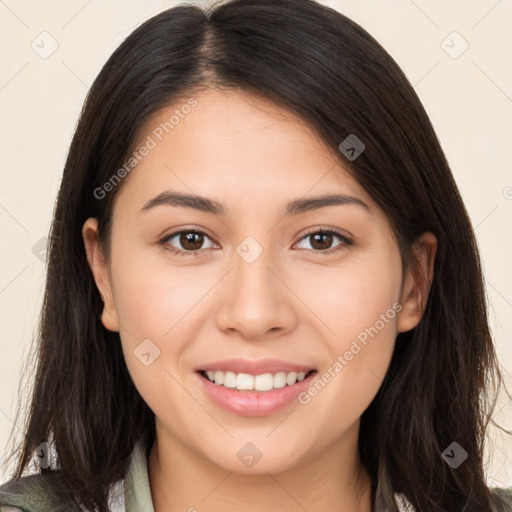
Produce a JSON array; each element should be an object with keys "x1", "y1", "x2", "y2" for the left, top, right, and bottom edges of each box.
[{"x1": 195, "y1": 371, "x2": 317, "y2": 417}]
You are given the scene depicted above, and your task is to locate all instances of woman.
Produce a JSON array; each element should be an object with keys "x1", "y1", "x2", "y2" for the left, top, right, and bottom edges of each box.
[{"x1": 0, "y1": 0, "x2": 510, "y2": 510}]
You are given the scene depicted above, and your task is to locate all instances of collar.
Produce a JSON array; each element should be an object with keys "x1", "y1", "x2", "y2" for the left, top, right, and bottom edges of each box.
[{"x1": 123, "y1": 439, "x2": 155, "y2": 512}]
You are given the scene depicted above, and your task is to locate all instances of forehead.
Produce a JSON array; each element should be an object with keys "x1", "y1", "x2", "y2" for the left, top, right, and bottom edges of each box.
[{"x1": 114, "y1": 88, "x2": 375, "y2": 215}]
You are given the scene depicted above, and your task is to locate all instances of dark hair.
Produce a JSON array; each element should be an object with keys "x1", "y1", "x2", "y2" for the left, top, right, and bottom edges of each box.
[{"x1": 3, "y1": 0, "x2": 511, "y2": 510}]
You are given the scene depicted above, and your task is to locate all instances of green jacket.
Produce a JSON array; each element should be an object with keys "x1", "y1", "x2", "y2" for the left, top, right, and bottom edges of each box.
[
  {"x1": 0, "y1": 441, "x2": 511, "y2": 511},
  {"x1": 0, "y1": 441, "x2": 154, "y2": 512}
]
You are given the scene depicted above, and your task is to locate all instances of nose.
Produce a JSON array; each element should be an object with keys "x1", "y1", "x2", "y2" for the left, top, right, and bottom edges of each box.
[{"x1": 215, "y1": 241, "x2": 298, "y2": 340}]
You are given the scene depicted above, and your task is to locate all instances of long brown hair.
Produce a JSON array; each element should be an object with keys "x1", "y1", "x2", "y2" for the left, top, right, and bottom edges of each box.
[{"x1": 3, "y1": 1, "x2": 511, "y2": 510}]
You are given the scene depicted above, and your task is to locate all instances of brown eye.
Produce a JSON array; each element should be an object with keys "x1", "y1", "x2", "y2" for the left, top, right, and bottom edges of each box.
[
  {"x1": 295, "y1": 229, "x2": 353, "y2": 254},
  {"x1": 309, "y1": 232, "x2": 334, "y2": 251},
  {"x1": 179, "y1": 232, "x2": 205, "y2": 251},
  {"x1": 161, "y1": 229, "x2": 216, "y2": 255}
]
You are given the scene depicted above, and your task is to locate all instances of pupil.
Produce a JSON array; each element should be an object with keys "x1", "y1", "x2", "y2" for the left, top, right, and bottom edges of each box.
[
  {"x1": 181, "y1": 232, "x2": 203, "y2": 250},
  {"x1": 311, "y1": 232, "x2": 332, "y2": 250}
]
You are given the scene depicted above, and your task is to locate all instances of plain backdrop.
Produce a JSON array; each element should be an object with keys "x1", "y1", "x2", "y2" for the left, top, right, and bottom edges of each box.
[{"x1": 0, "y1": 0, "x2": 511, "y2": 487}]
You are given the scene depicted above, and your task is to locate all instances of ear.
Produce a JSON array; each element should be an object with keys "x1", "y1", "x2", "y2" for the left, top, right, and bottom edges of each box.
[
  {"x1": 397, "y1": 232, "x2": 437, "y2": 333},
  {"x1": 82, "y1": 218, "x2": 119, "y2": 332}
]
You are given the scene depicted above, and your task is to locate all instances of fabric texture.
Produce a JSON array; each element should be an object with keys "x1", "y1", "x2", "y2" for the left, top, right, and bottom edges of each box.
[
  {"x1": 122, "y1": 438, "x2": 155, "y2": 512},
  {"x1": 0, "y1": 470, "x2": 82, "y2": 511}
]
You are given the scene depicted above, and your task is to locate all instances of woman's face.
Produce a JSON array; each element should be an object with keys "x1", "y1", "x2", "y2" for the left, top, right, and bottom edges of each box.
[{"x1": 84, "y1": 87, "x2": 432, "y2": 474}]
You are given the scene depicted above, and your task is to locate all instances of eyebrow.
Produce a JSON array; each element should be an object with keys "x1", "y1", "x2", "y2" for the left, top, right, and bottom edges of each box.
[{"x1": 140, "y1": 191, "x2": 370, "y2": 216}]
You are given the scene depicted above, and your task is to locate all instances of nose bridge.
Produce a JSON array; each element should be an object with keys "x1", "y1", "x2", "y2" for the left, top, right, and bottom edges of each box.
[
  {"x1": 215, "y1": 232, "x2": 296, "y2": 338},
  {"x1": 233, "y1": 233, "x2": 280, "y2": 306}
]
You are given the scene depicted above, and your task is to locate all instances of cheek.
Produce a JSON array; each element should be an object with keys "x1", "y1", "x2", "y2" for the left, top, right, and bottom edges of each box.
[
  {"x1": 110, "y1": 245, "x2": 208, "y2": 342},
  {"x1": 296, "y1": 251, "x2": 402, "y2": 417},
  {"x1": 107, "y1": 244, "x2": 203, "y2": 397},
  {"x1": 305, "y1": 253, "x2": 402, "y2": 348},
  {"x1": 108, "y1": 250, "x2": 200, "y2": 421}
]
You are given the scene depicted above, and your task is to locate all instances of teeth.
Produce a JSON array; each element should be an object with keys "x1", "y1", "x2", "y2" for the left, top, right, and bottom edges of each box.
[
  {"x1": 286, "y1": 372, "x2": 297, "y2": 385},
  {"x1": 202, "y1": 370, "x2": 311, "y2": 391},
  {"x1": 254, "y1": 373, "x2": 274, "y2": 391}
]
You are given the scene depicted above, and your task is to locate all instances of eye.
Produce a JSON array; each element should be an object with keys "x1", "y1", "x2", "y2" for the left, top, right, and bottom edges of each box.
[
  {"x1": 159, "y1": 229, "x2": 217, "y2": 256},
  {"x1": 295, "y1": 228, "x2": 353, "y2": 254}
]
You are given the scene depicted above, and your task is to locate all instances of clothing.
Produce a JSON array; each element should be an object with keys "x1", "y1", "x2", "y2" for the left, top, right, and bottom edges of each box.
[
  {"x1": 0, "y1": 440, "x2": 510, "y2": 511},
  {"x1": 0, "y1": 440, "x2": 155, "y2": 512},
  {"x1": 118, "y1": 438, "x2": 154, "y2": 511}
]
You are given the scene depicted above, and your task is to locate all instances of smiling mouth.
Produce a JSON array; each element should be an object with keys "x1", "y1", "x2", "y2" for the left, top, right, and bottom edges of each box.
[{"x1": 197, "y1": 369, "x2": 317, "y2": 392}]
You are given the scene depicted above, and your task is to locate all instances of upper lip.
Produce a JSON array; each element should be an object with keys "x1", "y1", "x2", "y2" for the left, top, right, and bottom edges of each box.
[{"x1": 197, "y1": 358, "x2": 316, "y2": 376}]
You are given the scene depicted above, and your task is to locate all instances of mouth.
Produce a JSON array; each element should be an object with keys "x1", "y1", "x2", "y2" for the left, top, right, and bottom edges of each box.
[
  {"x1": 197, "y1": 369, "x2": 317, "y2": 392},
  {"x1": 194, "y1": 358, "x2": 318, "y2": 416}
]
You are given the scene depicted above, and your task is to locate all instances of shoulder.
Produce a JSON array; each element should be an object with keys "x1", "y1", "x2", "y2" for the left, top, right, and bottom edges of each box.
[
  {"x1": 0, "y1": 472, "x2": 82, "y2": 512},
  {"x1": 393, "y1": 486, "x2": 512, "y2": 511},
  {"x1": 492, "y1": 486, "x2": 512, "y2": 510}
]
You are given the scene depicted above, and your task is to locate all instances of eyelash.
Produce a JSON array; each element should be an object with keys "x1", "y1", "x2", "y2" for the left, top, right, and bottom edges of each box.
[{"x1": 158, "y1": 227, "x2": 353, "y2": 257}]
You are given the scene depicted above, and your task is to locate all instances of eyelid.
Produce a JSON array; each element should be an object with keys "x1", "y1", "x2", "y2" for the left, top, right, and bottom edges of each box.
[{"x1": 298, "y1": 225, "x2": 352, "y2": 241}]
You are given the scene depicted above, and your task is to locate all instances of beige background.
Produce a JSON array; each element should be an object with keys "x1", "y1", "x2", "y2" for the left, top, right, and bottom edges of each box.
[{"x1": 0, "y1": 0, "x2": 511, "y2": 486}]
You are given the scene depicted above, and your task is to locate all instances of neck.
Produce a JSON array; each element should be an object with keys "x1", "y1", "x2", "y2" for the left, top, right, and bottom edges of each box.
[{"x1": 148, "y1": 422, "x2": 373, "y2": 512}]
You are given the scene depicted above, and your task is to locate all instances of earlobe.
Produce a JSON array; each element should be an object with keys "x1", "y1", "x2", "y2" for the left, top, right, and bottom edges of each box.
[
  {"x1": 397, "y1": 232, "x2": 437, "y2": 333},
  {"x1": 82, "y1": 218, "x2": 120, "y2": 332}
]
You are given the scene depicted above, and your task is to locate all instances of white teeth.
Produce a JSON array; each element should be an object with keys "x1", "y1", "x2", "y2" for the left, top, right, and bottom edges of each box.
[
  {"x1": 273, "y1": 371, "x2": 287, "y2": 389},
  {"x1": 202, "y1": 369, "x2": 311, "y2": 391},
  {"x1": 254, "y1": 373, "x2": 274, "y2": 391},
  {"x1": 223, "y1": 371, "x2": 237, "y2": 388},
  {"x1": 214, "y1": 370, "x2": 224, "y2": 385},
  {"x1": 236, "y1": 373, "x2": 254, "y2": 390},
  {"x1": 286, "y1": 372, "x2": 297, "y2": 385}
]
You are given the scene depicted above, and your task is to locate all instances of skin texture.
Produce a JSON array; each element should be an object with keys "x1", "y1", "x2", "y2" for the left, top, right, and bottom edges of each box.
[{"x1": 83, "y1": 88, "x2": 436, "y2": 512}]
